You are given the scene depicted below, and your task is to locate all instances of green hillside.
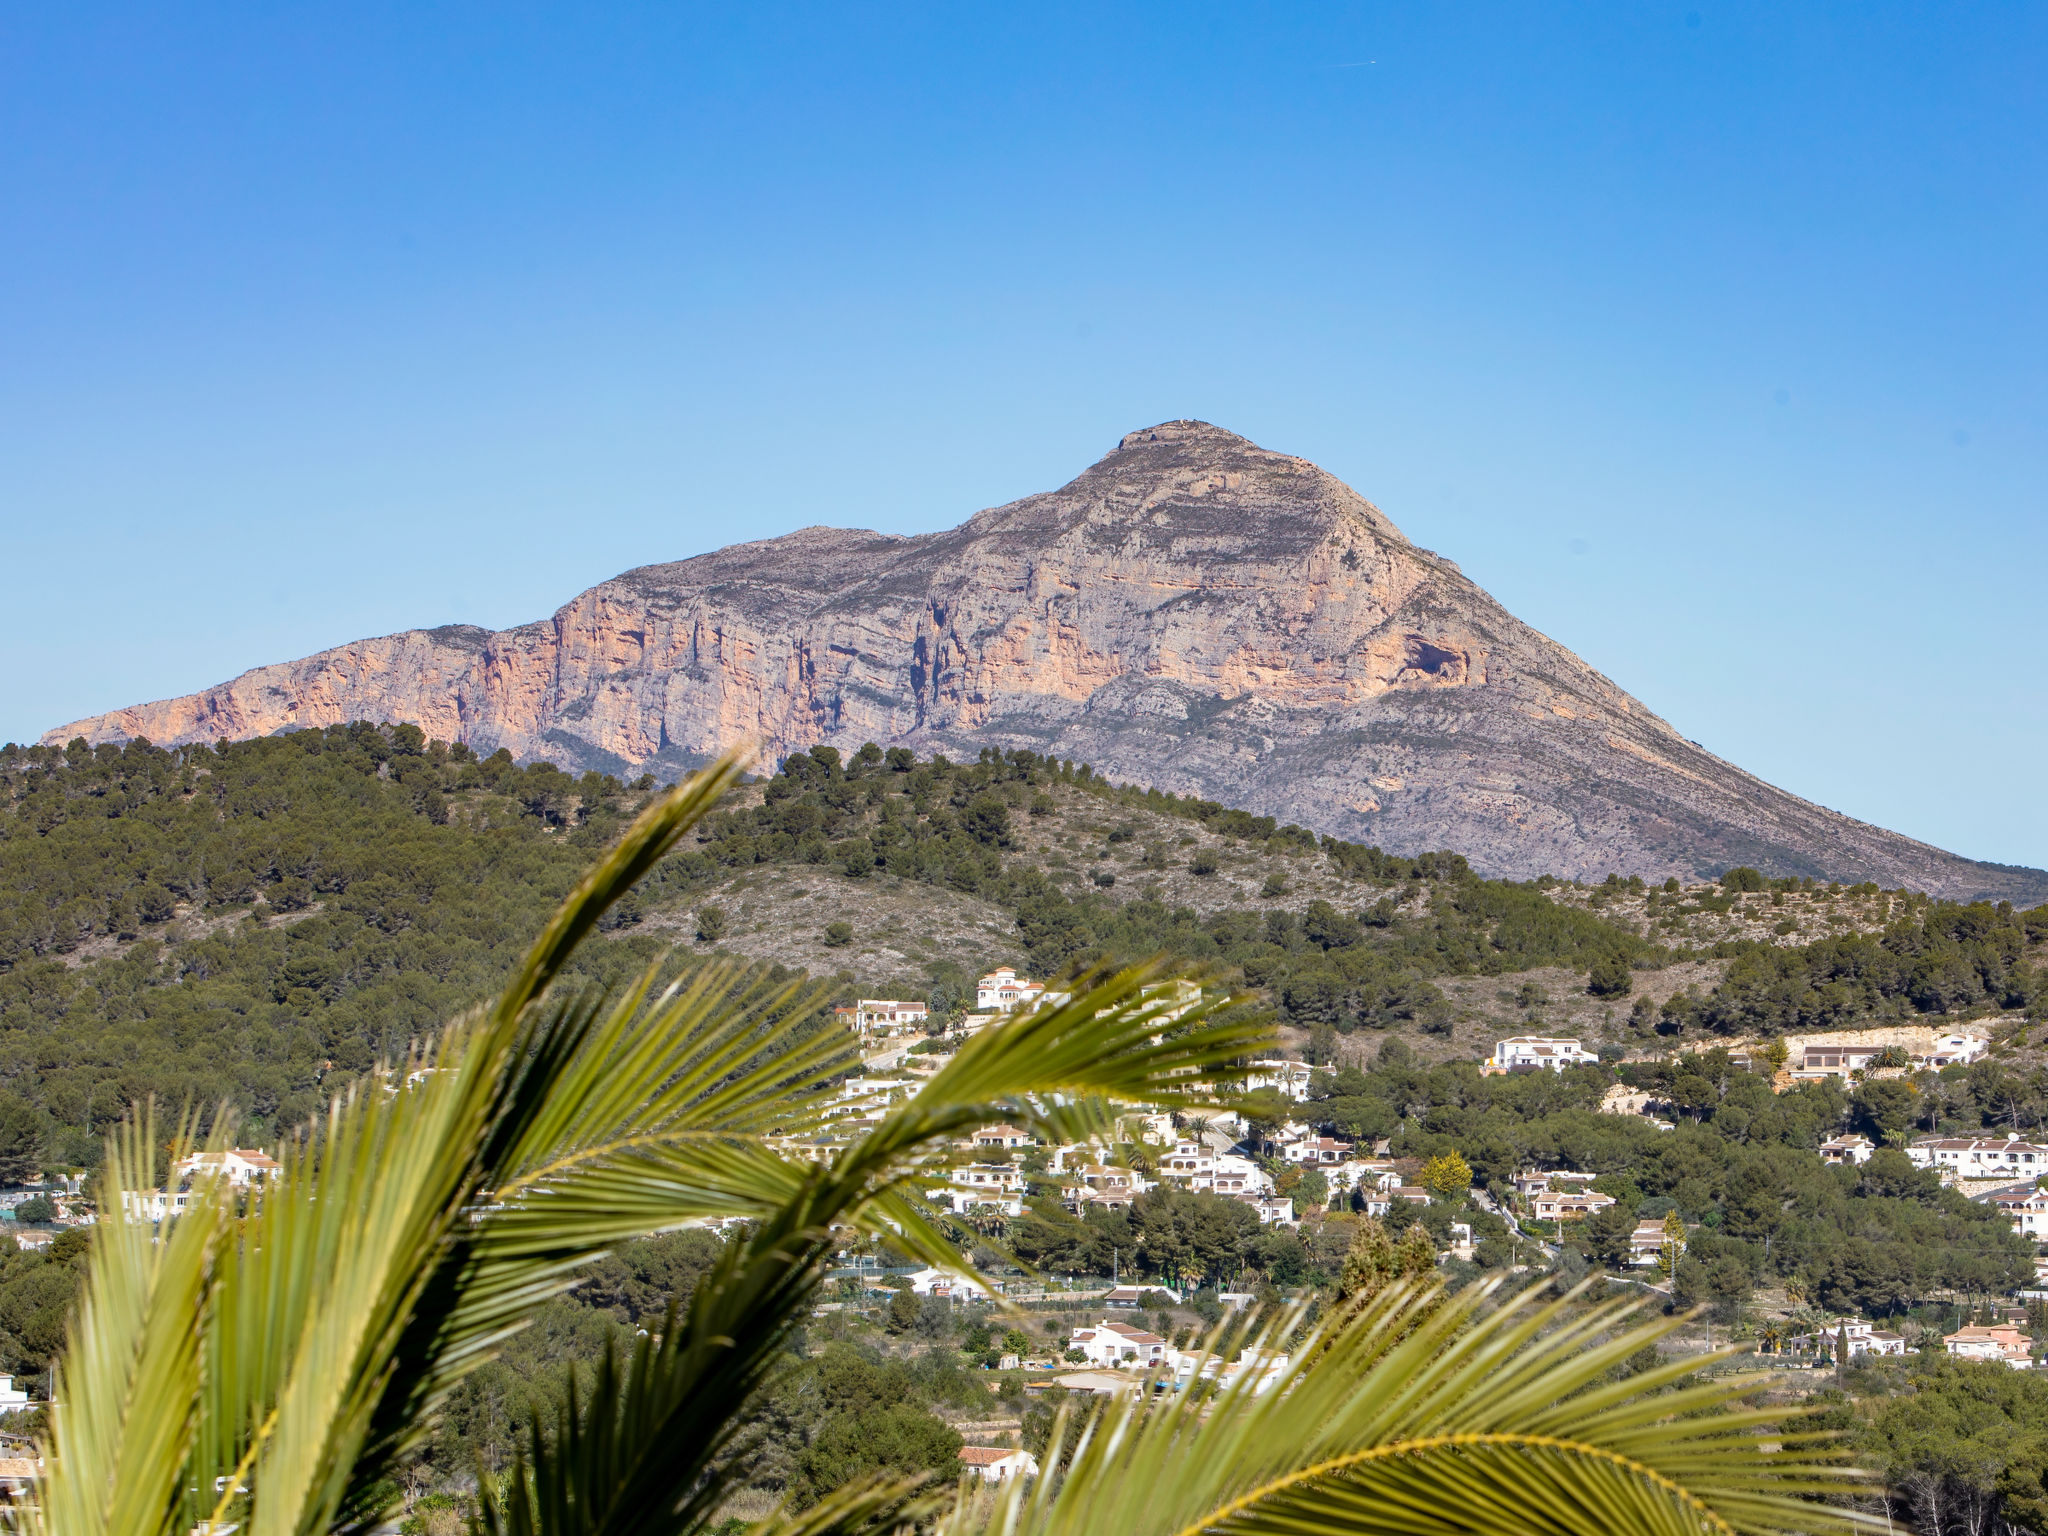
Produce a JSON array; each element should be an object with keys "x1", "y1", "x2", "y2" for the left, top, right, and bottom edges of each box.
[{"x1": 1, "y1": 724, "x2": 2043, "y2": 1163}]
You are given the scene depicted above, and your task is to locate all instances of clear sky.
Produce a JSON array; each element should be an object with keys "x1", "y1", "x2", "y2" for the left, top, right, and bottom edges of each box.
[{"x1": 3, "y1": 4, "x2": 2043, "y2": 868}]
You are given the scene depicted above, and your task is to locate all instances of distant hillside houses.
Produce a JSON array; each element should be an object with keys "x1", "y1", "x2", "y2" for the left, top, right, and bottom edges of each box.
[
  {"x1": 1782, "y1": 1028, "x2": 1987, "y2": 1082},
  {"x1": 1483, "y1": 1037, "x2": 1598, "y2": 1075}
]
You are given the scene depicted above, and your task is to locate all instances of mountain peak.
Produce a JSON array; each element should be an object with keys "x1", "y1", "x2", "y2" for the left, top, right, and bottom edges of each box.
[
  {"x1": 41, "y1": 427, "x2": 2047, "y2": 902},
  {"x1": 1114, "y1": 419, "x2": 1260, "y2": 452}
]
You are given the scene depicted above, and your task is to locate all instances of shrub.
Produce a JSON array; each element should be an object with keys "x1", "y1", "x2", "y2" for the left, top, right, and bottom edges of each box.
[
  {"x1": 1189, "y1": 851, "x2": 1219, "y2": 877},
  {"x1": 823, "y1": 921, "x2": 854, "y2": 948},
  {"x1": 694, "y1": 905, "x2": 727, "y2": 943},
  {"x1": 1092, "y1": 869, "x2": 1116, "y2": 888}
]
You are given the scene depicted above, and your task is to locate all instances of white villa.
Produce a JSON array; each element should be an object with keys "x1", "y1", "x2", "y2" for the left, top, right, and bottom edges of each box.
[
  {"x1": 1907, "y1": 1135, "x2": 2048, "y2": 1181},
  {"x1": 1819, "y1": 1134, "x2": 1877, "y2": 1166},
  {"x1": 1483, "y1": 1037, "x2": 1599, "y2": 1075},
  {"x1": 1070, "y1": 1319, "x2": 1172, "y2": 1369},
  {"x1": 976, "y1": 968, "x2": 1047, "y2": 1012}
]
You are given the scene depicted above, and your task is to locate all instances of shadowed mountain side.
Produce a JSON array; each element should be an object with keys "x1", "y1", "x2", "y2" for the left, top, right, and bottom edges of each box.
[{"x1": 45, "y1": 420, "x2": 2047, "y2": 902}]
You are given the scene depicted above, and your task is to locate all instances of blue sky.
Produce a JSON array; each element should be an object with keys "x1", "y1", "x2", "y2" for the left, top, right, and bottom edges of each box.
[{"x1": 3, "y1": 4, "x2": 2043, "y2": 868}]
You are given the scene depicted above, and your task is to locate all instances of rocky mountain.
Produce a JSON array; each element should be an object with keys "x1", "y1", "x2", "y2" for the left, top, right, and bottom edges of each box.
[{"x1": 46, "y1": 420, "x2": 2047, "y2": 901}]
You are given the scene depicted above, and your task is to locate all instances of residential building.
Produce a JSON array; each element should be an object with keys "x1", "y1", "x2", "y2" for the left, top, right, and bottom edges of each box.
[
  {"x1": 1070, "y1": 1319, "x2": 1172, "y2": 1369},
  {"x1": 1060, "y1": 1166, "x2": 1148, "y2": 1213},
  {"x1": 943, "y1": 1164, "x2": 1024, "y2": 1217},
  {"x1": 1529, "y1": 1190, "x2": 1616, "y2": 1222},
  {"x1": 1282, "y1": 1136, "x2": 1354, "y2": 1166},
  {"x1": 901, "y1": 1267, "x2": 991, "y2": 1298},
  {"x1": 0, "y1": 1458, "x2": 38, "y2": 1497},
  {"x1": 1978, "y1": 1180, "x2": 2048, "y2": 1239},
  {"x1": 1907, "y1": 1136, "x2": 2048, "y2": 1180},
  {"x1": 1237, "y1": 1193, "x2": 1295, "y2": 1225},
  {"x1": 0, "y1": 1374, "x2": 27, "y2": 1410},
  {"x1": 1926, "y1": 1032, "x2": 1991, "y2": 1068},
  {"x1": 958, "y1": 1446, "x2": 1039, "y2": 1483},
  {"x1": 1789, "y1": 1319, "x2": 1907, "y2": 1358},
  {"x1": 1483, "y1": 1037, "x2": 1599, "y2": 1075},
  {"x1": 1797, "y1": 1043, "x2": 1888, "y2": 1075},
  {"x1": 174, "y1": 1148, "x2": 281, "y2": 1186},
  {"x1": 1244, "y1": 1059, "x2": 1314, "y2": 1101},
  {"x1": 1819, "y1": 1134, "x2": 1877, "y2": 1166},
  {"x1": 976, "y1": 968, "x2": 1047, "y2": 1013},
  {"x1": 1943, "y1": 1324, "x2": 2033, "y2": 1369},
  {"x1": 834, "y1": 998, "x2": 929, "y2": 1039},
  {"x1": 972, "y1": 1124, "x2": 1034, "y2": 1149},
  {"x1": 1627, "y1": 1221, "x2": 1682, "y2": 1268}
]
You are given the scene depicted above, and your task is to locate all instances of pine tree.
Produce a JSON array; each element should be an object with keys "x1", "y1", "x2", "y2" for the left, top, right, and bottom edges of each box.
[
  {"x1": 1336, "y1": 1217, "x2": 1397, "y2": 1304},
  {"x1": 1398, "y1": 1223, "x2": 1437, "y2": 1277}
]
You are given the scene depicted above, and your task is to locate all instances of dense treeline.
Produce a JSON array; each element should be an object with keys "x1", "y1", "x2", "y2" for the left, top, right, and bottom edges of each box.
[
  {"x1": 1658, "y1": 901, "x2": 2047, "y2": 1037},
  {"x1": 0, "y1": 727, "x2": 696, "y2": 1154}
]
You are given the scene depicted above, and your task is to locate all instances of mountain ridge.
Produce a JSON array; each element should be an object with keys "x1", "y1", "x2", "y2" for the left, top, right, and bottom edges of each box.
[{"x1": 44, "y1": 420, "x2": 2048, "y2": 903}]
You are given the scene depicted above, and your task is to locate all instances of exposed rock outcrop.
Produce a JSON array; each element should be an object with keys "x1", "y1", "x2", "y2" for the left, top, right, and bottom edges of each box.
[{"x1": 45, "y1": 420, "x2": 2047, "y2": 901}]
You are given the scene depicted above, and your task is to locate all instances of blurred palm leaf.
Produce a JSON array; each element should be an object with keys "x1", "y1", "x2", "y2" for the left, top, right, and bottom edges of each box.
[{"x1": 941, "y1": 1279, "x2": 1875, "y2": 1536}]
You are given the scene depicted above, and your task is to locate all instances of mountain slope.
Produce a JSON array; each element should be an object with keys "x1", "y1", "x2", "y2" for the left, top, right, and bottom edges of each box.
[{"x1": 44, "y1": 420, "x2": 2046, "y2": 901}]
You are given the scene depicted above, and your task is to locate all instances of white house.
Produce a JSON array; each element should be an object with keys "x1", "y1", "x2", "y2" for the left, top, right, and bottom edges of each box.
[
  {"x1": 1237, "y1": 1193, "x2": 1296, "y2": 1226},
  {"x1": 0, "y1": 1374, "x2": 28, "y2": 1411},
  {"x1": 942, "y1": 1164, "x2": 1025, "y2": 1217},
  {"x1": 976, "y1": 968, "x2": 1046, "y2": 1012},
  {"x1": 1926, "y1": 1032, "x2": 1990, "y2": 1068},
  {"x1": 1978, "y1": 1180, "x2": 2048, "y2": 1239},
  {"x1": 174, "y1": 1148, "x2": 281, "y2": 1186},
  {"x1": 1819, "y1": 1134, "x2": 1877, "y2": 1166},
  {"x1": 901, "y1": 1267, "x2": 991, "y2": 1298},
  {"x1": 1483, "y1": 1037, "x2": 1599, "y2": 1075},
  {"x1": 1244, "y1": 1059, "x2": 1314, "y2": 1101},
  {"x1": 1070, "y1": 1319, "x2": 1172, "y2": 1369},
  {"x1": 1944, "y1": 1324, "x2": 2032, "y2": 1369},
  {"x1": 958, "y1": 1446, "x2": 1039, "y2": 1483},
  {"x1": 1907, "y1": 1136, "x2": 2048, "y2": 1180},
  {"x1": 1790, "y1": 1319, "x2": 1907, "y2": 1358},
  {"x1": 1283, "y1": 1136, "x2": 1354, "y2": 1166},
  {"x1": 972, "y1": 1124, "x2": 1035, "y2": 1149}
]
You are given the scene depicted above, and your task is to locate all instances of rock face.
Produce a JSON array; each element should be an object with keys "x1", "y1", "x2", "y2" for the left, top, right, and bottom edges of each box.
[{"x1": 46, "y1": 421, "x2": 2047, "y2": 901}]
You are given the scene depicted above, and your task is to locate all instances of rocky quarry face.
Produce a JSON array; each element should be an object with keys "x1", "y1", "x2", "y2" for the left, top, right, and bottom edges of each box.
[{"x1": 46, "y1": 420, "x2": 2046, "y2": 901}]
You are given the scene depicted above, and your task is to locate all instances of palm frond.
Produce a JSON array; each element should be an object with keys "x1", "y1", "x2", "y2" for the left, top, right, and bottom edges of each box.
[{"x1": 942, "y1": 1278, "x2": 1876, "y2": 1536}]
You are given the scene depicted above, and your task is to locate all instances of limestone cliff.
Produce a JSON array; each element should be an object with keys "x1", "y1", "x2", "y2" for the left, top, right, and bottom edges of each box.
[{"x1": 45, "y1": 421, "x2": 2047, "y2": 901}]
